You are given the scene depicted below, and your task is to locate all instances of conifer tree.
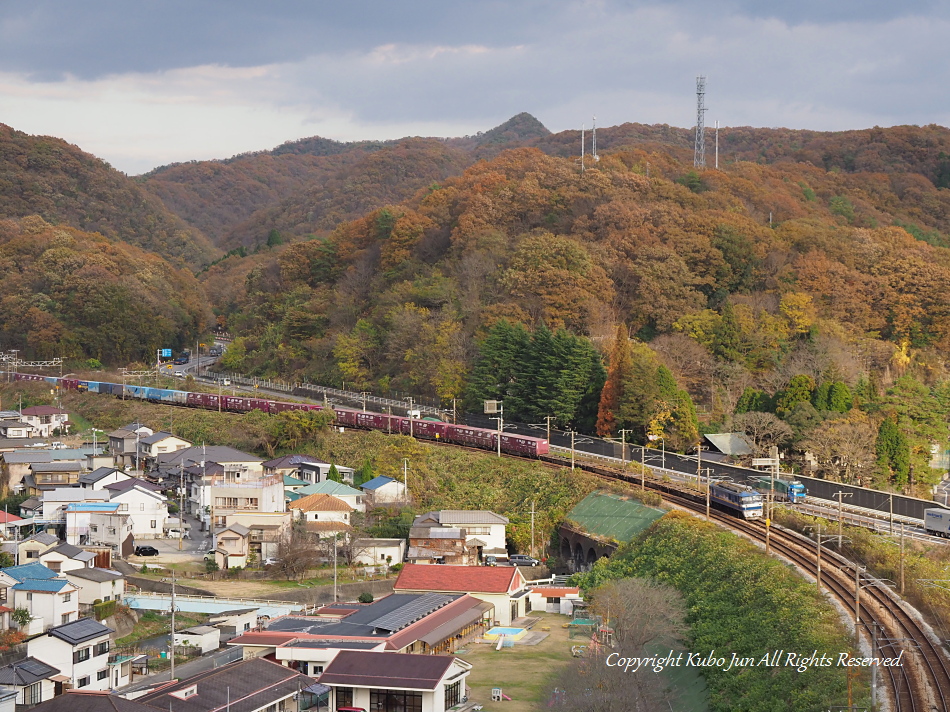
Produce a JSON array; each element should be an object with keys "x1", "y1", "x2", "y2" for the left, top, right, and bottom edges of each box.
[
  {"x1": 327, "y1": 464, "x2": 342, "y2": 483},
  {"x1": 596, "y1": 324, "x2": 634, "y2": 436}
]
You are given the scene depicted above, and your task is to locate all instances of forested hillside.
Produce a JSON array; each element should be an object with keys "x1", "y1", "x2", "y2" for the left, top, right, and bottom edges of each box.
[
  {"x1": 0, "y1": 216, "x2": 211, "y2": 363},
  {"x1": 209, "y1": 136, "x2": 950, "y2": 494},
  {"x1": 0, "y1": 124, "x2": 217, "y2": 268}
]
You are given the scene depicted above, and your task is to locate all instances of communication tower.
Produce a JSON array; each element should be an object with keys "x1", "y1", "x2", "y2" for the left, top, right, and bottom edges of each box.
[{"x1": 694, "y1": 76, "x2": 707, "y2": 169}]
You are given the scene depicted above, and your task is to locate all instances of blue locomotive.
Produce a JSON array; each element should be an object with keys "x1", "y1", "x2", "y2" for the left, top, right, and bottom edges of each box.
[{"x1": 709, "y1": 481, "x2": 764, "y2": 519}]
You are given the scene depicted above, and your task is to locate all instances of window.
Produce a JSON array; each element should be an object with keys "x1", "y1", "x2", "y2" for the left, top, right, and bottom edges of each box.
[
  {"x1": 73, "y1": 647, "x2": 90, "y2": 663},
  {"x1": 336, "y1": 687, "x2": 353, "y2": 708},
  {"x1": 312, "y1": 665, "x2": 323, "y2": 674},
  {"x1": 26, "y1": 550, "x2": 37, "y2": 559},
  {"x1": 108, "y1": 527, "x2": 116, "y2": 535},
  {"x1": 140, "y1": 503, "x2": 145, "y2": 511},
  {"x1": 62, "y1": 592, "x2": 71, "y2": 602},
  {"x1": 95, "y1": 641, "x2": 110, "y2": 656},
  {"x1": 90, "y1": 525, "x2": 98, "y2": 533},
  {"x1": 23, "y1": 682, "x2": 42, "y2": 705},
  {"x1": 77, "y1": 676, "x2": 90, "y2": 688},
  {"x1": 151, "y1": 520, "x2": 157, "y2": 529},
  {"x1": 104, "y1": 595, "x2": 111, "y2": 602},
  {"x1": 370, "y1": 690, "x2": 423, "y2": 712},
  {"x1": 26, "y1": 593, "x2": 32, "y2": 601},
  {"x1": 48, "y1": 562, "x2": 62, "y2": 573},
  {"x1": 97, "y1": 669, "x2": 109, "y2": 681},
  {"x1": 445, "y1": 681, "x2": 462, "y2": 709}
]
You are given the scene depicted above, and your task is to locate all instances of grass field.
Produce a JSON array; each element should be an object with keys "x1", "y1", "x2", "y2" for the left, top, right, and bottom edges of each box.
[{"x1": 461, "y1": 611, "x2": 709, "y2": 711}]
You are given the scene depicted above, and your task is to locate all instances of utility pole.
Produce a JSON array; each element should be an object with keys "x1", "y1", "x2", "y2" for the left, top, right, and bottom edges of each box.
[
  {"x1": 570, "y1": 431, "x2": 576, "y2": 470},
  {"x1": 530, "y1": 500, "x2": 536, "y2": 559},
  {"x1": 170, "y1": 571, "x2": 176, "y2": 680},
  {"x1": 484, "y1": 400, "x2": 503, "y2": 458},
  {"x1": 618, "y1": 430, "x2": 632, "y2": 470},
  {"x1": 899, "y1": 523, "x2": 905, "y2": 594},
  {"x1": 402, "y1": 458, "x2": 409, "y2": 497},
  {"x1": 641, "y1": 445, "x2": 646, "y2": 490},
  {"x1": 545, "y1": 416, "x2": 555, "y2": 446},
  {"x1": 704, "y1": 469, "x2": 711, "y2": 521},
  {"x1": 833, "y1": 491, "x2": 852, "y2": 548},
  {"x1": 333, "y1": 535, "x2": 338, "y2": 603},
  {"x1": 179, "y1": 460, "x2": 184, "y2": 551},
  {"x1": 408, "y1": 397, "x2": 415, "y2": 438}
]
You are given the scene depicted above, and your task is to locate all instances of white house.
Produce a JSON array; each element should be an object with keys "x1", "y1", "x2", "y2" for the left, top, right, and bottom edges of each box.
[
  {"x1": 64, "y1": 569, "x2": 125, "y2": 609},
  {"x1": 86, "y1": 511, "x2": 133, "y2": 557},
  {"x1": 27, "y1": 618, "x2": 129, "y2": 691},
  {"x1": 40, "y1": 489, "x2": 110, "y2": 528},
  {"x1": 213, "y1": 524, "x2": 249, "y2": 570},
  {"x1": 105, "y1": 481, "x2": 168, "y2": 540},
  {"x1": 0, "y1": 420, "x2": 31, "y2": 439},
  {"x1": 19, "y1": 406, "x2": 69, "y2": 438},
  {"x1": 64, "y1": 503, "x2": 123, "y2": 547},
  {"x1": 527, "y1": 586, "x2": 583, "y2": 615},
  {"x1": 173, "y1": 625, "x2": 220, "y2": 655},
  {"x1": 4, "y1": 563, "x2": 80, "y2": 634},
  {"x1": 361, "y1": 475, "x2": 407, "y2": 503},
  {"x1": 319, "y1": 650, "x2": 472, "y2": 712},
  {"x1": 38, "y1": 543, "x2": 96, "y2": 574},
  {"x1": 412, "y1": 510, "x2": 509, "y2": 560},
  {"x1": 0, "y1": 657, "x2": 60, "y2": 707},
  {"x1": 77, "y1": 467, "x2": 131, "y2": 491},
  {"x1": 288, "y1": 494, "x2": 353, "y2": 524},
  {"x1": 352, "y1": 538, "x2": 407, "y2": 567},
  {"x1": 296, "y1": 461, "x2": 356, "y2": 485},
  {"x1": 137, "y1": 432, "x2": 191, "y2": 467}
]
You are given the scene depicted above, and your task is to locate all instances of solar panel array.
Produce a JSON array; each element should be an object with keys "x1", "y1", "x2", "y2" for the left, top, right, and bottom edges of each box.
[
  {"x1": 53, "y1": 617, "x2": 109, "y2": 643},
  {"x1": 369, "y1": 593, "x2": 455, "y2": 632},
  {"x1": 18, "y1": 659, "x2": 52, "y2": 676}
]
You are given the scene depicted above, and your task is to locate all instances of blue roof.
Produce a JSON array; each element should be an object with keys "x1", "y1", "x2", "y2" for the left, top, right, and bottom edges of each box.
[
  {"x1": 13, "y1": 579, "x2": 70, "y2": 592},
  {"x1": 361, "y1": 476, "x2": 396, "y2": 491},
  {"x1": 3, "y1": 562, "x2": 58, "y2": 583},
  {"x1": 64, "y1": 503, "x2": 121, "y2": 513},
  {"x1": 297, "y1": 481, "x2": 362, "y2": 497}
]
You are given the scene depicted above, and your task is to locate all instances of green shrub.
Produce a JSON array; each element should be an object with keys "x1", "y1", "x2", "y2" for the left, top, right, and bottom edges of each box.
[{"x1": 357, "y1": 592, "x2": 374, "y2": 603}]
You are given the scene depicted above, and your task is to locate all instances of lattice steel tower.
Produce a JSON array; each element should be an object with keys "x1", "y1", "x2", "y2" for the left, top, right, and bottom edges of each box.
[{"x1": 694, "y1": 75, "x2": 707, "y2": 169}]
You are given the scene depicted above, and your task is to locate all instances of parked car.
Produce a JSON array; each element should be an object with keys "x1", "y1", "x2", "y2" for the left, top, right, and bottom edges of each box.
[
  {"x1": 262, "y1": 557, "x2": 279, "y2": 567},
  {"x1": 509, "y1": 554, "x2": 540, "y2": 567},
  {"x1": 134, "y1": 546, "x2": 160, "y2": 557},
  {"x1": 484, "y1": 555, "x2": 497, "y2": 566},
  {"x1": 173, "y1": 371, "x2": 186, "y2": 378}
]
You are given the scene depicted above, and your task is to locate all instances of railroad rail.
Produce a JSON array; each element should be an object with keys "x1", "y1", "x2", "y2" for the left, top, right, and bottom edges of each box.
[{"x1": 544, "y1": 453, "x2": 950, "y2": 712}]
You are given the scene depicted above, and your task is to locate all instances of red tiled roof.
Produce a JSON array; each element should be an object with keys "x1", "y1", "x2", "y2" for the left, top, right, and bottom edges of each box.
[
  {"x1": 0, "y1": 511, "x2": 22, "y2": 523},
  {"x1": 394, "y1": 563, "x2": 523, "y2": 594}
]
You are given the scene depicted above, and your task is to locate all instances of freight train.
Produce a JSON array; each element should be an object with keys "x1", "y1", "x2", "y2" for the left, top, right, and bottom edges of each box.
[
  {"x1": 14, "y1": 373, "x2": 549, "y2": 458},
  {"x1": 749, "y1": 475, "x2": 807, "y2": 504}
]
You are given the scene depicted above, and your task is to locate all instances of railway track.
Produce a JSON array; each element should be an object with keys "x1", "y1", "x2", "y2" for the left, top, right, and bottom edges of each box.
[{"x1": 553, "y1": 455, "x2": 950, "y2": 712}]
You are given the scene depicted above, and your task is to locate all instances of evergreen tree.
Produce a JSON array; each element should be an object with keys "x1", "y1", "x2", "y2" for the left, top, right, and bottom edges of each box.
[
  {"x1": 811, "y1": 382, "x2": 832, "y2": 411},
  {"x1": 596, "y1": 324, "x2": 634, "y2": 436},
  {"x1": 828, "y1": 381, "x2": 853, "y2": 413},
  {"x1": 327, "y1": 464, "x2": 342, "y2": 483},
  {"x1": 711, "y1": 302, "x2": 744, "y2": 362},
  {"x1": 354, "y1": 460, "x2": 374, "y2": 487},
  {"x1": 464, "y1": 320, "x2": 530, "y2": 412},
  {"x1": 875, "y1": 416, "x2": 910, "y2": 486},
  {"x1": 735, "y1": 387, "x2": 770, "y2": 414},
  {"x1": 776, "y1": 375, "x2": 816, "y2": 416}
]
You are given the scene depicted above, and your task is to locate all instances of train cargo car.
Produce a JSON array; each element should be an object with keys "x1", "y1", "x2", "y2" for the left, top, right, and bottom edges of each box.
[
  {"x1": 445, "y1": 425, "x2": 495, "y2": 449},
  {"x1": 411, "y1": 420, "x2": 448, "y2": 440},
  {"x1": 334, "y1": 409, "x2": 359, "y2": 427},
  {"x1": 145, "y1": 388, "x2": 180, "y2": 403},
  {"x1": 15, "y1": 373, "x2": 46, "y2": 382},
  {"x1": 100, "y1": 382, "x2": 124, "y2": 397},
  {"x1": 186, "y1": 392, "x2": 220, "y2": 410},
  {"x1": 61, "y1": 378, "x2": 82, "y2": 391},
  {"x1": 924, "y1": 508, "x2": 950, "y2": 538},
  {"x1": 353, "y1": 411, "x2": 392, "y2": 430},
  {"x1": 500, "y1": 434, "x2": 549, "y2": 457},
  {"x1": 125, "y1": 385, "x2": 148, "y2": 400},
  {"x1": 84, "y1": 381, "x2": 101, "y2": 394},
  {"x1": 710, "y1": 481, "x2": 763, "y2": 519},
  {"x1": 269, "y1": 400, "x2": 309, "y2": 413},
  {"x1": 221, "y1": 396, "x2": 270, "y2": 413},
  {"x1": 750, "y1": 476, "x2": 807, "y2": 504}
]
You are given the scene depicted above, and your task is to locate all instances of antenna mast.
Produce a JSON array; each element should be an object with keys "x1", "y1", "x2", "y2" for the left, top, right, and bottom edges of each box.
[
  {"x1": 694, "y1": 76, "x2": 707, "y2": 169},
  {"x1": 580, "y1": 124, "x2": 585, "y2": 173},
  {"x1": 592, "y1": 116, "x2": 599, "y2": 162}
]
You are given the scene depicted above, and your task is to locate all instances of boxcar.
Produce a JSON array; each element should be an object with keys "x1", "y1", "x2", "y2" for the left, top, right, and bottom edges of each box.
[
  {"x1": 61, "y1": 379, "x2": 82, "y2": 391},
  {"x1": 15, "y1": 374, "x2": 45, "y2": 382},
  {"x1": 500, "y1": 434, "x2": 549, "y2": 456},
  {"x1": 186, "y1": 392, "x2": 220, "y2": 410},
  {"x1": 353, "y1": 411, "x2": 388, "y2": 430},
  {"x1": 445, "y1": 425, "x2": 495, "y2": 449},
  {"x1": 125, "y1": 385, "x2": 148, "y2": 400},
  {"x1": 411, "y1": 420, "x2": 448, "y2": 440}
]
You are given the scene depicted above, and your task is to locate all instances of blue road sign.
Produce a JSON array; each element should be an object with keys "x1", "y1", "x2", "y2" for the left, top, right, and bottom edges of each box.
[{"x1": 160, "y1": 349, "x2": 172, "y2": 358}]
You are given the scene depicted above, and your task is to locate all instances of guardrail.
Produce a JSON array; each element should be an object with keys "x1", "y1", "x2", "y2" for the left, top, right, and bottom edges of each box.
[{"x1": 126, "y1": 593, "x2": 302, "y2": 608}]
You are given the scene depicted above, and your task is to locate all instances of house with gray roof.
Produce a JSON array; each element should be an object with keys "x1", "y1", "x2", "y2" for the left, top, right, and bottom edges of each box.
[
  {"x1": 78, "y1": 468, "x2": 130, "y2": 491},
  {"x1": 0, "y1": 656, "x2": 61, "y2": 707},
  {"x1": 412, "y1": 510, "x2": 509, "y2": 560},
  {"x1": 28, "y1": 618, "x2": 127, "y2": 691},
  {"x1": 64, "y1": 569, "x2": 125, "y2": 610},
  {"x1": 39, "y1": 543, "x2": 96, "y2": 575}
]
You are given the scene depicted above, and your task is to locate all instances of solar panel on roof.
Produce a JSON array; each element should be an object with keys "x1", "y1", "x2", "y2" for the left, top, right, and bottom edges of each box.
[
  {"x1": 54, "y1": 617, "x2": 109, "y2": 642},
  {"x1": 18, "y1": 660, "x2": 51, "y2": 676},
  {"x1": 369, "y1": 593, "x2": 455, "y2": 632}
]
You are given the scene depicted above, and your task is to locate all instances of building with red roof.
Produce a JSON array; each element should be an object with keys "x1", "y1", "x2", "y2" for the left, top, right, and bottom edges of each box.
[{"x1": 394, "y1": 564, "x2": 529, "y2": 625}]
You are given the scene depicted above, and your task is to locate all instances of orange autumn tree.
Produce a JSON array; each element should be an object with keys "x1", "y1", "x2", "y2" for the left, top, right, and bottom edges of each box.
[{"x1": 597, "y1": 324, "x2": 634, "y2": 436}]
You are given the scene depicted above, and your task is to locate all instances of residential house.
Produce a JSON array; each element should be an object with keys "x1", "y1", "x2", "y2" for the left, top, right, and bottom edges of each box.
[
  {"x1": 135, "y1": 657, "x2": 311, "y2": 712},
  {"x1": 24, "y1": 690, "x2": 154, "y2": 711},
  {"x1": 136, "y1": 433, "x2": 191, "y2": 469},
  {"x1": 64, "y1": 569, "x2": 125, "y2": 610},
  {"x1": 319, "y1": 650, "x2": 472, "y2": 712},
  {"x1": 360, "y1": 475, "x2": 407, "y2": 503},
  {"x1": 41, "y1": 490, "x2": 110, "y2": 529},
  {"x1": 85, "y1": 511, "x2": 134, "y2": 558},
  {"x1": 107, "y1": 424, "x2": 152, "y2": 469},
  {"x1": 295, "y1": 461, "x2": 355, "y2": 485},
  {"x1": 38, "y1": 544, "x2": 96, "y2": 575},
  {"x1": 394, "y1": 564, "x2": 530, "y2": 626},
  {"x1": 27, "y1": 618, "x2": 129, "y2": 691},
  {"x1": 0, "y1": 570, "x2": 15, "y2": 629},
  {"x1": 224, "y1": 511, "x2": 291, "y2": 561},
  {"x1": 19, "y1": 407, "x2": 70, "y2": 439},
  {"x1": 78, "y1": 468, "x2": 130, "y2": 491},
  {"x1": 63, "y1": 504, "x2": 123, "y2": 548},
  {"x1": 261, "y1": 454, "x2": 323, "y2": 480},
  {"x1": 412, "y1": 511, "x2": 509, "y2": 562},
  {"x1": 293, "y1": 481, "x2": 365, "y2": 512},
  {"x1": 0, "y1": 657, "x2": 61, "y2": 707},
  {"x1": 288, "y1": 494, "x2": 352, "y2": 525},
  {"x1": 206, "y1": 608, "x2": 259, "y2": 639},
  {"x1": 4, "y1": 562, "x2": 80, "y2": 634},
  {"x1": 17, "y1": 533, "x2": 59, "y2": 563},
  {"x1": 351, "y1": 538, "x2": 406, "y2": 567},
  {"x1": 18, "y1": 497, "x2": 42, "y2": 520},
  {"x1": 0, "y1": 685, "x2": 15, "y2": 712},
  {"x1": 172, "y1": 626, "x2": 220, "y2": 655},
  {"x1": 230, "y1": 593, "x2": 492, "y2": 659},
  {"x1": 2, "y1": 450, "x2": 52, "y2": 493},
  {"x1": 0, "y1": 420, "x2": 32, "y2": 439},
  {"x1": 407, "y1": 528, "x2": 478, "y2": 566},
  {"x1": 25, "y1": 462, "x2": 82, "y2": 495},
  {"x1": 213, "y1": 524, "x2": 249, "y2": 570},
  {"x1": 0, "y1": 511, "x2": 23, "y2": 539},
  {"x1": 105, "y1": 482, "x2": 168, "y2": 541},
  {"x1": 273, "y1": 640, "x2": 386, "y2": 676},
  {"x1": 282, "y1": 476, "x2": 309, "y2": 505}
]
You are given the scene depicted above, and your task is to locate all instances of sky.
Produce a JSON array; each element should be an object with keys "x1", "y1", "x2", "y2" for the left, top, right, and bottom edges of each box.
[{"x1": 1, "y1": 1, "x2": 948, "y2": 175}]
